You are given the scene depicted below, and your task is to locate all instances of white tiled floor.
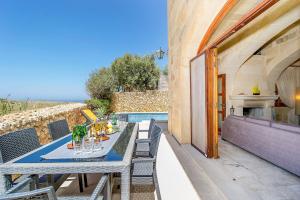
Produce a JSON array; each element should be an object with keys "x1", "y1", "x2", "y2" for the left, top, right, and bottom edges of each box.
[{"x1": 167, "y1": 134, "x2": 300, "y2": 200}]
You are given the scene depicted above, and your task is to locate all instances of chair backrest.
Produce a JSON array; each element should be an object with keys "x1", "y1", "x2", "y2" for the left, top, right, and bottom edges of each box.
[
  {"x1": 0, "y1": 128, "x2": 40, "y2": 163},
  {"x1": 48, "y1": 119, "x2": 70, "y2": 141},
  {"x1": 147, "y1": 118, "x2": 156, "y2": 138},
  {"x1": 81, "y1": 109, "x2": 98, "y2": 123},
  {"x1": 149, "y1": 125, "x2": 162, "y2": 158}
]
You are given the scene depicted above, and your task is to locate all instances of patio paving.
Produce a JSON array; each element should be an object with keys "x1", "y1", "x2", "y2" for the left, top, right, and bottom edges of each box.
[{"x1": 56, "y1": 122, "x2": 300, "y2": 200}]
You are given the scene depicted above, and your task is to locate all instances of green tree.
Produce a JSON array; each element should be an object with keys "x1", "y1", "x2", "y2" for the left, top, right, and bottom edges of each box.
[
  {"x1": 162, "y1": 65, "x2": 168, "y2": 76},
  {"x1": 111, "y1": 54, "x2": 160, "y2": 92},
  {"x1": 86, "y1": 67, "x2": 116, "y2": 99}
]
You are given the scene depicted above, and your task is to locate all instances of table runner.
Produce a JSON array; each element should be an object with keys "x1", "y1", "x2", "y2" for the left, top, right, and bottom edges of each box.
[
  {"x1": 41, "y1": 123, "x2": 127, "y2": 159},
  {"x1": 41, "y1": 132, "x2": 122, "y2": 159}
]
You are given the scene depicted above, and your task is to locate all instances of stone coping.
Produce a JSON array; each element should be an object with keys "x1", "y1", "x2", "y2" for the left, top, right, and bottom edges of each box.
[{"x1": 0, "y1": 103, "x2": 86, "y2": 134}]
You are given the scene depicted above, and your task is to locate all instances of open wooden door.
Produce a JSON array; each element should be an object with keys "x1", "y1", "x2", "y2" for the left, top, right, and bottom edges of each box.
[
  {"x1": 190, "y1": 54, "x2": 208, "y2": 156},
  {"x1": 190, "y1": 49, "x2": 219, "y2": 158}
]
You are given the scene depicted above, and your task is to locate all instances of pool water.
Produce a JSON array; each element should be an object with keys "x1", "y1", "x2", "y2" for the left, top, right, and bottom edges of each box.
[{"x1": 124, "y1": 113, "x2": 168, "y2": 123}]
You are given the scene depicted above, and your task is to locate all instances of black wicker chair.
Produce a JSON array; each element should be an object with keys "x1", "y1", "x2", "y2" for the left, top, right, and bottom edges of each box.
[
  {"x1": 48, "y1": 119, "x2": 88, "y2": 193},
  {"x1": 48, "y1": 119, "x2": 70, "y2": 141},
  {"x1": 0, "y1": 128, "x2": 41, "y2": 190},
  {"x1": 131, "y1": 125, "x2": 162, "y2": 200},
  {"x1": 135, "y1": 118, "x2": 156, "y2": 156}
]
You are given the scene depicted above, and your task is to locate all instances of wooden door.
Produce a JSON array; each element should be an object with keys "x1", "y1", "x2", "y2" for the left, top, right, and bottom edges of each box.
[
  {"x1": 190, "y1": 54, "x2": 208, "y2": 156},
  {"x1": 217, "y1": 74, "x2": 226, "y2": 134}
]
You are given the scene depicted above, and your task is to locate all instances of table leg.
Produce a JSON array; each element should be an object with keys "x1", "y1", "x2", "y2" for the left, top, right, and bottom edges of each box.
[
  {"x1": 83, "y1": 173, "x2": 88, "y2": 187},
  {"x1": 0, "y1": 173, "x2": 6, "y2": 195},
  {"x1": 78, "y1": 174, "x2": 83, "y2": 193},
  {"x1": 121, "y1": 166, "x2": 130, "y2": 200}
]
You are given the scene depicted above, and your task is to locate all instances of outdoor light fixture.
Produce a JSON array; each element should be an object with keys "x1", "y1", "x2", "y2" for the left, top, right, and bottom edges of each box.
[
  {"x1": 155, "y1": 47, "x2": 167, "y2": 60},
  {"x1": 230, "y1": 105, "x2": 235, "y2": 115},
  {"x1": 295, "y1": 87, "x2": 300, "y2": 116}
]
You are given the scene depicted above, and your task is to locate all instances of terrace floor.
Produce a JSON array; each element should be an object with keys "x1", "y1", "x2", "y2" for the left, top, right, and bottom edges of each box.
[{"x1": 57, "y1": 122, "x2": 300, "y2": 200}]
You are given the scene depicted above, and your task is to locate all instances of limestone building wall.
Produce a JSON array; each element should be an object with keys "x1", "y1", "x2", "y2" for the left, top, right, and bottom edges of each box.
[
  {"x1": 0, "y1": 103, "x2": 87, "y2": 145},
  {"x1": 168, "y1": 0, "x2": 227, "y2": 143}
]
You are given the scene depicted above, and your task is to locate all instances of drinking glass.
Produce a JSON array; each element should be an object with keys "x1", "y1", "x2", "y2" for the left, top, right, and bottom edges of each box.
[
  {"x1": 94, "y1": 137, "x2": 102, "y2": 151},
  {"x1": 83, "y1": 136, "x2": 94, "y2": 153},
  {"x1": 74, "y1": 139, "x2": 82, "y2": 154}
]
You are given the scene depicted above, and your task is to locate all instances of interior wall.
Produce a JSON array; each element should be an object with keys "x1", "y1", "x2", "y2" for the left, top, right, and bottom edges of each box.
[
  {"x1": 233, "y1": 55, "x2": 271, "y2": 95},
  {"x1": 231, "y1": 22, "x2": 300, "y2": 98},
  {"x1": 218, "y1": 1, "x2": 300, "y2": 116},
  {"x1": 276, "y1": 66, "x2": 300, "y2": 124}
]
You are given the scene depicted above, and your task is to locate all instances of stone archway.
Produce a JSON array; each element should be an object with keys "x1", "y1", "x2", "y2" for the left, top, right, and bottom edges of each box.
[{"x1": 267, "y1": 49, "x2": 300, "y2": 91}]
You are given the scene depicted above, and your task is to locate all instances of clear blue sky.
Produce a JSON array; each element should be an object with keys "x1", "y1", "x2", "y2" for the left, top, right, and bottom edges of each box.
[{"x1": 0, "y1": 0, "x2": 168, "y2": 101}]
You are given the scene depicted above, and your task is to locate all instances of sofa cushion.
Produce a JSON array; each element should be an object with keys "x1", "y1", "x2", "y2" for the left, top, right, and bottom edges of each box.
[
  {"x1": 271, "y1": 122, "x2": 300, "y2": 134},
  {"x1": 245, "y1": 117, "x2": 271, "y2": 126},
  {"x1": 231, "y1": 115, "x2": 245, "y2": 121}
]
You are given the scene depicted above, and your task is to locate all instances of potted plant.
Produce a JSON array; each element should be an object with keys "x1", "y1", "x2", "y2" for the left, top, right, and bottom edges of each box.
[
  {"x1": 72, "y1": 124, "x2": 87, "y2": 143},
  {"x1": 252, "y1": 85, "x2": 261, "y2": 95}
]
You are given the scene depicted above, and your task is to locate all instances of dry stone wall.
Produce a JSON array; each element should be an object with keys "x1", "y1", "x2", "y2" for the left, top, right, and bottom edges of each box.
[
  {"x1": 0, "y1": 103, "x2": 87, "y2": 145},
  {"x1": 111, "y1": 91, "x2": 168, "y2": 112}
]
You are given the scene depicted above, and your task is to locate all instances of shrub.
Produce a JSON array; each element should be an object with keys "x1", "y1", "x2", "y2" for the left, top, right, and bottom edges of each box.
[
  {"x1": 111, "y1": 54, "x2": 160, "y2": 92},
  {"x1": 84, "y1": 99, "x2": 111, "y2": 115},
  {"x1": 86, "y1": 67, "x2": 116, "y2": 99}
]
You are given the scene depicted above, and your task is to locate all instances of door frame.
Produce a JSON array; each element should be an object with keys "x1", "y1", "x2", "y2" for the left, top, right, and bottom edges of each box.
[{"x1": 218, "y1": 74, "x2": 226, "y2": 133}]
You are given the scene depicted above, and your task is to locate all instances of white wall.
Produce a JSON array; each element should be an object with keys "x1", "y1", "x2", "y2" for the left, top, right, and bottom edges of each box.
[{"x1": 218, "y1": 1, "x2": 300, "y2": 116}]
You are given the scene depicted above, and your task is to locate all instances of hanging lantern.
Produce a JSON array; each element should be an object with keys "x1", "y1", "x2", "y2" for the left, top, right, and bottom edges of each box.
[
  {"x1": 230, "y1": 106, "x2": 235, "y2": 115},
  {"x1": 156, "y1": 47, "x2": 165, "y2": 60}
]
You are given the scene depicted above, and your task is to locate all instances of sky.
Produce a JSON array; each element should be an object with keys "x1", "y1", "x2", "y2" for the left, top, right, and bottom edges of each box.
[{"x1": 0, "y1": 0, "x2": 168, "y2": 101}]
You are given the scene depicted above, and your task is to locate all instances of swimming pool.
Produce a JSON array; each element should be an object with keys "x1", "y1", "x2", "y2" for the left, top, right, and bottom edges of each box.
[{"x1": 118, "y1": 112, "x2": 168, "y2": 123}]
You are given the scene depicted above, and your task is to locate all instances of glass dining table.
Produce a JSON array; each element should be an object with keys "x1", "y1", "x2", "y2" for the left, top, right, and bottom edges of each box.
[{"x1": 0, "y1": 122, "x2": 138, "y2": 200}]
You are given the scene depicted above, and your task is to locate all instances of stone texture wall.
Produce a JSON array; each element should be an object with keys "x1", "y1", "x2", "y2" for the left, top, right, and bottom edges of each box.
[
  {"x1": 0, "y1": 103, "x2": 87, "y2": 145},
  {"x1": 111, "y1": 91, "x2": 168, "y2": 112},
  {"x1": 168, "y1": 0, "x2": 226, "y2": 143}
]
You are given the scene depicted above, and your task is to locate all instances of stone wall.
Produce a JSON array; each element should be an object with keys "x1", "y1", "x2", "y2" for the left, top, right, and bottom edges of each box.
[
  {"x1": 0, "y1": 103, "x2": 87, "y2": 145},
  {"x1": 111, "y1": 91, "x2": 168, "y2": 112},
  {"x1": 168, "y1": 0, "x2": 226, "y2": 143}
]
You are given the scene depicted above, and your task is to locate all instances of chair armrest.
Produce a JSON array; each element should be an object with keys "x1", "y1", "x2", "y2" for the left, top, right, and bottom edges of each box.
[
  {"x1": 89, "y1": 175, "x2": 109, "y2": 200},
  {"x1": 0, "y1": 186, "x2": 55, "y2": 200},
  {"x1": 135, "y1": 139, "x2": 151, "y2": 144},
  {"x1": 6, "y1": 177, "x2": 33, "y2": 194},
  {"x1": 132, "y1": 157, "x2": 156, "y2": 164}
]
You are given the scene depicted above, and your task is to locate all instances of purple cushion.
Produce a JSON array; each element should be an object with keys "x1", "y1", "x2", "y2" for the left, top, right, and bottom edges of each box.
[
  {"x1": 245, "y1": 117, "x2": 271, "y2": 126},
  {"x1": 222, "y1": 116, "x2": 300, "y2": 176},
  {"x1": 231, "y1": 115, "x2": 245, "y2": 120},
  {"x1": 271, "y1": 122, "x2": 300, "y2": 134}
]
